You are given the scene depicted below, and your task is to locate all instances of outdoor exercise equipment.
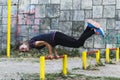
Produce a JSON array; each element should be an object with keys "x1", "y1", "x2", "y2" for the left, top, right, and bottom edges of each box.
[
  {"x1": 82, "y1": 50, "x2": 100, "y2": 70},
  {"x1": 7, "y1": 0, "x2": 11, "y2": 58},
  {"x1": 106, "y1": 48, "x2": 119, "y2": 63},
  {"x1": 40, "y1": 55, "x2": 67, "y2": 80}
]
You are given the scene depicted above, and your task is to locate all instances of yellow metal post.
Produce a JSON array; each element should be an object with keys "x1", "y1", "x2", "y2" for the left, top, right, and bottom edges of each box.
[
  {"x1": 40, "y1": 56, "x2": 45, "y2": 80},
  {"x1": 96, "y1": 50, "x2": 100, "y2": 64},
  {"x1": 116, "y1": 48, "x2": 119, "y2": 62},
  {"x1": 7, "y1": 0, "x2": 11, "y2": 58},
  {"x1": 82, "y1": 51, "x2": 87, "y2": 70},
  {"x1": 106, "y1": 48, "x2": 110, "y2": 63},
  {"x1": 63, "y1": 55, "x2": 67, "y2": 75}
]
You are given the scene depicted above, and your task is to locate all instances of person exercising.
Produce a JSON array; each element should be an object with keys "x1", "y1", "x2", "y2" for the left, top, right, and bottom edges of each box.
[{"x1": 19, "y1": 20, "x2": 105, "y2": 58}]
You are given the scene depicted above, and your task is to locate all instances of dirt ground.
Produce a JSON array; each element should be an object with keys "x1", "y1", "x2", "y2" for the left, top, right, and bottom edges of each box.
[{"x1": 0, "y1": 57, "x2": 120, "y2": 80}]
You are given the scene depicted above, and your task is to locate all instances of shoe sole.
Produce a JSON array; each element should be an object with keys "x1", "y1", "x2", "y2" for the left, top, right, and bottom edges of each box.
[
  {"x1": 99, "y1": 27, "x2": 105, "y2": 37},
  {"x1": 96, "y1": 27, "x2": 105, "y2": 37}
]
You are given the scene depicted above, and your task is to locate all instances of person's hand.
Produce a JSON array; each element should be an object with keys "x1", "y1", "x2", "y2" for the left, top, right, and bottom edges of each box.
[
  {"x1": 47, "y1": 54, "x2": 54, "y2": 59},
  {"x1": 55, "y1": 54, "x2": 60, "y2": 59},
  {"x1": 53, "y1": 48, "x2": 59, "y2": 58}
]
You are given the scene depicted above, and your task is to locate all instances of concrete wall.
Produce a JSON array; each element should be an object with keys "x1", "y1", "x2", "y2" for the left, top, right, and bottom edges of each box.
[{"x1": 0, "y1": 0, "x2": 120, "y2": 50}]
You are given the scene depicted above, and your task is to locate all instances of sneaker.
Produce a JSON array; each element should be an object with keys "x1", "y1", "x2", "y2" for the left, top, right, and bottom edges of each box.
[
  {"x1": 87, "y1": 19, "x2": 101, "y2": 28},
  {"x1": 95, "y1": 27, "x2": 105, "y2": 37},
  {"x1": 87, "y1": 20, "x2": 105, "y2": 37},
  {"x1": 87, "y1": 22, "x2": 96, "y2": 28}
]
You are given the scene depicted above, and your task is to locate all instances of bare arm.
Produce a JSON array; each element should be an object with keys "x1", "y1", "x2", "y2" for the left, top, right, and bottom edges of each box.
[
  {"x1": 53, "y1": 47, "x2": 59, "y2": 58},
  {"x1": 53, "y1": 48, "x2": 58, "y2": 55},
  {"x1": 34, "y1": 41, "x2": 53, "y2": 56}
]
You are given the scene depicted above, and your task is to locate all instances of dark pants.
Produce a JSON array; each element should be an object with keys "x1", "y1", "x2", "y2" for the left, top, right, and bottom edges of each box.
[{"x1": 54, "y1": 27, "x2": 95, "y2": 48}]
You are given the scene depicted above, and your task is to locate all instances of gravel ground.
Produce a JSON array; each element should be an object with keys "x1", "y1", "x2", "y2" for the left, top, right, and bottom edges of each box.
[{"x1": 0, "y1": 58, "x2": 120, "y2": 79}]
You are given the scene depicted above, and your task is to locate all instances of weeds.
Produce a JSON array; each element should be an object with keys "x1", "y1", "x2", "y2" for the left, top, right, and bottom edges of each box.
[
  {"x1": 14, "y1": 73, "x2": 120, "y2": 80},
  {"x1": 0, "y1": 44, "x2": 81, "y2": 58}
]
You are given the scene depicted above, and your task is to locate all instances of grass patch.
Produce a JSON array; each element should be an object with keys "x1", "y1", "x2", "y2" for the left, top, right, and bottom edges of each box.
[
  {"x1": 105, "y1": 60, "x2": 116, "y2": 64},
  {"x1": 15, "y1": 73, "x2": 120, "y2": 80},
  {"x1": 72, "y1": 67, "x2": 81, "y2": 70},
  {"x1": 95, "y1": 59, "x2": 105, "y2": 67},
  {"x1": 0, "y1": 45, "x2": 81, "y2": 58}
]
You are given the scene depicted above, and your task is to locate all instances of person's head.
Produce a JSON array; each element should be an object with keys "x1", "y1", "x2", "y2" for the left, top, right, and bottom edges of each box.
[{"x1": 19, "y1": 41, "x2": 29, "y2": 52}]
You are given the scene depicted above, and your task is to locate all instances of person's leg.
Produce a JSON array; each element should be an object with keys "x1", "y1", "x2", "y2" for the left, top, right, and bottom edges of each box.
[
  {"x1": 54, "y1": 31, "x2": 78, "y2": 47},
  {"x1": 54, "y1": 26, "x2": 95, "y2": 48},
  {"x1": 77, "y1": 27, "x2": 95, "y2": 46}
]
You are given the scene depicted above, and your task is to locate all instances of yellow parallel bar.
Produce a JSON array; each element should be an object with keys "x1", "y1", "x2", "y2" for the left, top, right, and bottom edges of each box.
[
  {"x1": 96, "y1": 50, "x2": 100, "y2": 64},
  {"x1": 82, "y1": 51, "x2": 87, "y2": 70},
  {"x1": 7, "y1": 0, "x2": 11, "y2": 58},
  {"x1": 40, "y1": 56, "x2": 45, "y2": 80},
  {"x1": 63, "y1": 55, "x2": 67, "y2": 75},
  {"x1": 116, "y1": 48, "x2": 119, "y2": 62},
  {"x1": 106, "y1": 48, "x2": 110, "y2": 63}
]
